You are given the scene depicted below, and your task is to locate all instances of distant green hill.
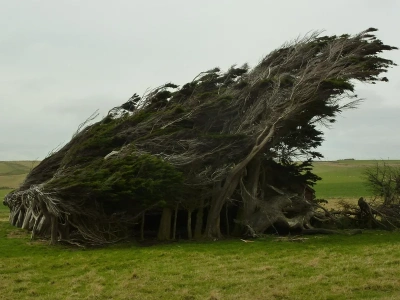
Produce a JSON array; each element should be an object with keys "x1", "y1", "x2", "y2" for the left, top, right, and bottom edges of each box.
[
  {"x1": 0, "y1": 161, "x2": 39, "y2": 189},
  {"x1": 312, "y1": 160, "x2": 400, "y2": 199}
]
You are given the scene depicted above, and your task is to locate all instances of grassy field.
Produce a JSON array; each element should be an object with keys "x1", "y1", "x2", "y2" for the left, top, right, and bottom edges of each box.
[
  {"x1": 312, "y1": 160, "x2": 400, "y2": 200},
  {"x1": 0, "y1": 161, "x2": 400, "y2": 300},
  {"x1": 0, "y1": 161, "x2": 39, "y2": 189},
  {"x1": 1, "y1": 201, "x2": 400, "y2": 299},
  {"x1": 2, "y1": 161, "x2": 400, "y2": 299},
  {"x1": 0, "y1": 190, "x2": 10, "y2": 200}
]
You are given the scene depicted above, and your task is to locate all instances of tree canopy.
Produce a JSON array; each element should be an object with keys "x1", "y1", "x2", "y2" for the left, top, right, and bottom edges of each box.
[{"x1": 4, "y1": 28, "x2": 397, "y2": 245}]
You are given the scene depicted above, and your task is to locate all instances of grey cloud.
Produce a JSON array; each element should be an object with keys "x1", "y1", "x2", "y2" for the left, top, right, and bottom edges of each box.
[
  {"x1": 1, "y1": 0, "x2": 399, "y2": 160},
  {"x1": 317, "y1": 89, "x2": 400, "y2": 160}
]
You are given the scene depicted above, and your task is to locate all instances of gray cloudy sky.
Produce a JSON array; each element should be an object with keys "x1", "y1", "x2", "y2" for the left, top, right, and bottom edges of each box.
[{"x1": 1, "y1": 0, "x2": 399, "y2": 161}]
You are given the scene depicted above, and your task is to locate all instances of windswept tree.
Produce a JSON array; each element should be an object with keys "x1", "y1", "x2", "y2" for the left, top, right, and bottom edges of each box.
[{"x1": 3, "y1": 28, "x2": 397, "y2": 245}]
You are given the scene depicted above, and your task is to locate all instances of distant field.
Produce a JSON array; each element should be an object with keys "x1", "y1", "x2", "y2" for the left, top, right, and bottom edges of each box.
[
  {"x1": 0, "y1": 161, "x2": 38, "y2": 175},
  {"x1": 0, "y1": 161, "x2": 39, "y2": 189},
  {"x1": 312, "y1": 160, "x2": 400, "y2": 200}
]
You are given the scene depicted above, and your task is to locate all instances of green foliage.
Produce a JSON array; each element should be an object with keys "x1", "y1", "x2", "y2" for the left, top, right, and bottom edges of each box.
[
  {"x1": 120, "y1": 93, "x2": 141, "y2": 112},
  {"x1": 255, "y1": 78, "x2": 274, "y2": 89},
  {"x1": 168, "y1": 65, "x2": 249, "y2": 105},
  {"x1": 62, "y1": 119, "x2": 123, "y2": 166},
  {"x1": 307, "y1": 35, "x2": 338, "y2": 53},
  {"x1": 216, "y1": 95, "x2": 234, "y2": 102},
  {"x1": 279, "y1": 74, "x2": 295, "y2": 87},
  {"x1": 63, "y1": 110, "x2": 160, "y2": 166},
  {"x1": 321, "y1": 78, "x2": 354, "y2": 92},
  {"x1": 197, "y1": 91, "x2": 217, "y2": 101},
  {"x1": 234, "y1": 80, "x2": 248, "y2": 89},
  {"x1": 172, "y1": 82, "x2": 196, "y2": 99},
  {"x1": 149, "y1": 90, "x2": 172, "y2": 108},
  {"x1": 49, "y1": 154, "x2": 183, "y2": 210},
  {"x1": 267, "y1": 159, "x2": 321, "y2": 189},
  {"x1": 128, "y1": 110, "x2": 154, "y2": 125},
  {"x1": 172, "y1": 105, "x2": 185, "y2": 114},
  {"x1": 274, "y1": 123, "x2": 324, "y2": 161}
]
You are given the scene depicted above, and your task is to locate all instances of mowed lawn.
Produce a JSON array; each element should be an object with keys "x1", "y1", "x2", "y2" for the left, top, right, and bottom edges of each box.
[{"x1": 312, "y1": 160, "x2": 400, "y2": 199}]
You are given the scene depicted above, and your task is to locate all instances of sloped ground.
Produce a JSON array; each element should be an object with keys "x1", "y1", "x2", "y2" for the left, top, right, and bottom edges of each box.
[{"x1": 0, "y1": 161, "x2": 39, "y2": 189}]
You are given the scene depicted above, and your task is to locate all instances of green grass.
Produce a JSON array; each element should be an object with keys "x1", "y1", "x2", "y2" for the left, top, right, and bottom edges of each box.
[
  {"x1": 1, "y1": 207, "x2": 400, "y2": 300},
  {"x1": 2, "y1": 162, "x2": 400, "y2": 298},
  {"x1": 0, "y1": 161, "x2": 38, "y2": 176},
  {"x1": 0, "y1": 174, "x2": 28, "y2": 190},
  {"x1": 312, "y1": 160, "x2": 400, "y2": 199},
  {"x1": 0, "y1": 189, "x2": 12, "y2": 203}
]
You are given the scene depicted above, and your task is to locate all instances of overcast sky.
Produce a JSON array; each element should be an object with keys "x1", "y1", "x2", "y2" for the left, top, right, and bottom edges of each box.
[{"x1": 1, "y1": 0, "x2": 399, "y2": 161}]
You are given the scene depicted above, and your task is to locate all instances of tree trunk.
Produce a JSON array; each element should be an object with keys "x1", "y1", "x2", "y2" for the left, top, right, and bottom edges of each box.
[
  {"x1": 205, "y1": 174, "x2": 240, "y2": 238},
  {"x1": 215, "y1": 215, "x2": 221, "y2": 238},
  {"x1": 22, "y1": 208, "x2": 33, "y2": 230},
  {"x1": 140, "y1": 212, "x2": 145, "y2": 240},
  {"x1": 194, "y1": 199, "x2": 204, "y2": 239},
  {"x1": 37, "y1": 213, "x2": 51, "y2": 236},
  {"x1": 157, "y1": 207, "x2": 172, "y2": 240},
  {"x1": 187, "y1": 209, "x2": 193, "y2": 239},
  {"x1": 59, "y1": 221, "x2": 70, "y2": 240},
  {"x1": 16, "y1": 208, "x2": 24, "y2": 227},
  {"x1": 50, "y1": 215, "x2": 58, "y2": 245},
  {"x1": 31, "y1": 212, "x2": 43, "y2": 240},
  {"x1": 231, "y1": 207, "x2": 244, "y2": 236},
  {"x1": 225, "y1": 204, "x2": 230, "y2": 236},
  {"x1": 172, "y1": 203, "x2": 178, "y2": 240},
  {"x1": 11, "y1": 207, "x2": 20, "y2": 226},
  {"x1": 243, "y1": 156, "x2": 261, "y2": 220},
  {"x1": 205, "y1": 123, "x2": 278, "y2": 238}
]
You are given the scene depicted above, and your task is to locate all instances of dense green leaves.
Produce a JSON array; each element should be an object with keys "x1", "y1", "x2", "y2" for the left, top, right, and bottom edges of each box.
[{"x1": 50, "y1": 154, "x2": 183, "y2": 209}]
